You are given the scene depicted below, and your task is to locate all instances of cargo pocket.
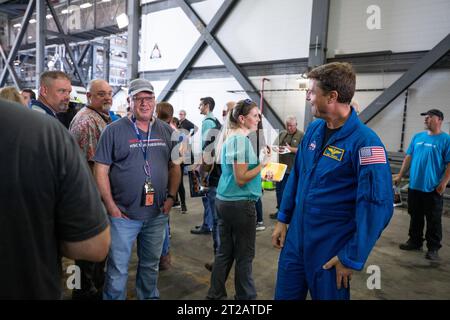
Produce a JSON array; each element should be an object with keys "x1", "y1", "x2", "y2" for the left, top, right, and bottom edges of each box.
[{"x1": 360, "y1": 170, "x2": 391, "y2": 204}]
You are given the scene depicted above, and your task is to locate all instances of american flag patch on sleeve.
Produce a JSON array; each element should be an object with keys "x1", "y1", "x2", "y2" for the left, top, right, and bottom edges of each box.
[{"x1": 359, "y1": 146, "x2": 387, "y2": 165}]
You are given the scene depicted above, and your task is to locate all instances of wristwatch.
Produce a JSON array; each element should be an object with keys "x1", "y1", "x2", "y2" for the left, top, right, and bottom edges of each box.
[{"x1": 166, "y1": 194, "x2": 176, "y2": 202}]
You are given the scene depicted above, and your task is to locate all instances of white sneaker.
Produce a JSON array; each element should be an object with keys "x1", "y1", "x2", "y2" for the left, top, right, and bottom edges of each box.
[{"x1": 256, "y1": 222, "x2": 266, "y2": 231}]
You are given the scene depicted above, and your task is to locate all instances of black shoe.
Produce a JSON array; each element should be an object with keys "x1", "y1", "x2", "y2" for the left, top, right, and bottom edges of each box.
[
  {"x1": 205, "y1": 262, "x2": 213, "y2": 272},
  {"x1": 181, "y1": 204, "x2": 187, "y2": 213},
  {"x1": 269, "y1": 212, "x2": 278, "y2": 220},
  {"x1": 399, "y1": 241, "x2": 422, "y2": 251},
  {"x1": 173, "y1": 201, "x2": 181, "y2": 209},
  {"x1": 190, "y1": 227, "x2": 211, "y2": 235},
  {"x1": 425, "y1": 250, "x2": 440, "y2": 261}
]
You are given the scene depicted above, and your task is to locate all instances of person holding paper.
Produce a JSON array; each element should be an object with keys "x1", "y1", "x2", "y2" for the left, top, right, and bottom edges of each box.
[
  {"x1": 270, "y1": 116, "x2": 304, "y2": 219},
  {"x1": 207, "y1": 99, "x2": 271, "y2": 300}
]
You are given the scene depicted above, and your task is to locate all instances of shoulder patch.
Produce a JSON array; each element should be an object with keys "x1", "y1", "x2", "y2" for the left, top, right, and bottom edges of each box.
[
  {"x1": 359, "y1": 146, "x2": 386, "y2": 165},
  {"x1": 323, "y1": 145, "x2": 345, "y2": 161}
]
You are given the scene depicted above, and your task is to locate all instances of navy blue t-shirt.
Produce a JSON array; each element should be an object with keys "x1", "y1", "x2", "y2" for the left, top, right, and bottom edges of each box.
[{"x1": 94, "y1": 117, "x2": 176, "y2": 220}]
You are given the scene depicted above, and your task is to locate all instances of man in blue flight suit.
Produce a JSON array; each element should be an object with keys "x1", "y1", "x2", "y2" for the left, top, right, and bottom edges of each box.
[{"x1": 272, "y1": 62, "x2": 393, "y2": 300}]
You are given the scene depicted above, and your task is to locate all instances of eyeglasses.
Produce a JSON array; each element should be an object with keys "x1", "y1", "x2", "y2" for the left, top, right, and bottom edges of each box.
[{"x1": 133, "y1": 96, "x2": 154, "y2": 104}]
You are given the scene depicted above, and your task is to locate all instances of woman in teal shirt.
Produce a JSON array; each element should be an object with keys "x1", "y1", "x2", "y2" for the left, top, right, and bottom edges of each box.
[{"x1": 207, "y1": 99, "x2": 269, "y2": 300}]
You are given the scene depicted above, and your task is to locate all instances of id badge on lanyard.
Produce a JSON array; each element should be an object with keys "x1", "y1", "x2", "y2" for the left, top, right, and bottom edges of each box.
[
  {"x1": 142, "y1": 178, "x2": 155, "y2": 206},
  {"x1": 132, "y1": 117, "x2": 156, "y2": 207}
]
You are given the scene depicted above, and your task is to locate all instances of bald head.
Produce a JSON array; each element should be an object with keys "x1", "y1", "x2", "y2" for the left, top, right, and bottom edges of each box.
[{"x1": 87, "y1": 79, "x2": 113, "y2": 114}]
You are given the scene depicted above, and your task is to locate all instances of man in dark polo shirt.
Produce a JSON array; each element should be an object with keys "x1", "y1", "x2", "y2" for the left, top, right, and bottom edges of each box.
[
  {"x1": 30, "y1": 71, "x2": 72, "y2": 119},
  {"x1": 0, "y1": 98, "x2": 110, "y2": 299}
]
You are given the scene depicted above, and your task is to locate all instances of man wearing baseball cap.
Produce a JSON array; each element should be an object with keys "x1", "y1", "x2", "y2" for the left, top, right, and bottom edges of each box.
[
  {"x1": 94, "y1": 78, "x2": 181, "y2": 299},
  {"x1": 395, "y1": 108, "x2": 450, "y2": 261}
]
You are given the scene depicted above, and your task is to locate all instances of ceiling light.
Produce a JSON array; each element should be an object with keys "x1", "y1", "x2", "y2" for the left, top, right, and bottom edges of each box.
[
  {"x1": 29, "y1": 19, "x2": 36, "y2": 24},
  {"x1": 13, "y1": 23, "x2": 21, "y2": 28},
  {"x1": 61, "y1": 9, "x2": 69, "y2": 14},
  {"x1": 116, "y1": 13, "x2": 129, "y2": 29},
  {"x1": 46, "y1": 14, "x2": 52, "y2": 19},
  {"x1": 80, "y1": 3, "x2": 92, "y2": 9}
]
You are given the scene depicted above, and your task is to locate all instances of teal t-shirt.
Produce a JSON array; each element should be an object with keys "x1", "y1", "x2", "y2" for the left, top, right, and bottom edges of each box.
[
  {"x1": 217, "y1": 134, "x2": 262, "y2": 201},
  {"x1": 407, "y1": 131, "x2": 450, "y2": 192}
]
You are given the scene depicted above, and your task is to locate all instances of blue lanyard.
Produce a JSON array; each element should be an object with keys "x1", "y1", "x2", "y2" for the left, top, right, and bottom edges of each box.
[{"x1": 131, "y1": 117, "x2": 152, "y2": 177}]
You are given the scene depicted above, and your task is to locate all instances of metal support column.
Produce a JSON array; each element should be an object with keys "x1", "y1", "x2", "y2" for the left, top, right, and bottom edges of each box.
[
  {"x1": 359, "y1": 33, "x2": 450, "y2": 124},
  {"x1": 104, "y1": 39, "x2": 110, "y2": 82},
  {"x1": 127, "y1": 0, "x2": 140, "y2": 81},
  {"x1": 304, "y1": 0, "x2": 330, "y2": 130},
  {"x1": 92, "y1": 44, "x2": 97, "y2": 79},
  {"x1": 0, "y1": 0, "x2": 36, "y2": 87},
  {"x1": 46, "y1": 0, "x2": 88, "y2": 87},
  {"x1": 36, "y1": 0, "x2": 46, "y2": 88},
  {"x1": 398, "y1": 90, "x2": 409, "y2": 152}
]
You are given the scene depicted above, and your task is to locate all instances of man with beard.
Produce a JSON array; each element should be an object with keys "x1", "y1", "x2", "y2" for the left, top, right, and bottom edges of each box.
[
  {"x1": 68, "y1": 79, "x2": 113, "y2": 299},
  {"x1": 30, "y1": 71, "x2": 72, "y2": 118},
  {"x1": 395, "y1": 109, "x2": 450, "y2": 261}
]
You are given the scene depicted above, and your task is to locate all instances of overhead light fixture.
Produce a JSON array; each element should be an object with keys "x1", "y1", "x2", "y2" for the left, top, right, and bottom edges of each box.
[
  {"x1": 150, "y1": 43, "x2": 161, "y2": 59},
  {"x1": 61, "y1": 9, "x2": 69, "y2": 14},
  {"x1": 116, "y1": 13, "x2": 129, "y2": 29},
  {"x1": 13, "y1": 23, "x2": 21, "y2": 28},
  {"x1": 46, "y1": 14, "x2": 52, "y2": 19},
  {"x1": 28, "y1": 36, "x2": 32, "y2": 39},
  {"x1": 29, "y1": 19, "x2": 36, "y2": 24},
  {"x1": 80, "y1": 2, "x2": 92, "y2": 9}
]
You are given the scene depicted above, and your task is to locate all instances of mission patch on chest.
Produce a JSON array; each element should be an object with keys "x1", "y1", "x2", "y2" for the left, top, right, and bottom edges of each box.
[{"x1": 323, "y1": 145, "x2": 345, "y2": 161}]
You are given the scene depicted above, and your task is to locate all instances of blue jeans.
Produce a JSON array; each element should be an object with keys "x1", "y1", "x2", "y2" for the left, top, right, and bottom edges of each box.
[
  {"x1": 276, "y1": 173, "x2": 290, "y2": 209},
  {"x1": 161, "y1": 221, "x2": 170, "y2": 257},
  {"x1": 202, "y1": 187, "x2": 220, "y2": 254},
  {"x1": 103, "y1": 214, "x2": 168, "y2": 300}
]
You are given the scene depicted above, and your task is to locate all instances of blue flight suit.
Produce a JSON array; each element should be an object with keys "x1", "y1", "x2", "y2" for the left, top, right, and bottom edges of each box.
[{"x1": 275, "y1": 109, "x2": 393, "y2": 300}]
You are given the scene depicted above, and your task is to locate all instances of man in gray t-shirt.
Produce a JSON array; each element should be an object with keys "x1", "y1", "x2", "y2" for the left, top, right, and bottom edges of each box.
[{"x1": 94, "y1": 79, "x2": 181, "y2": 300}]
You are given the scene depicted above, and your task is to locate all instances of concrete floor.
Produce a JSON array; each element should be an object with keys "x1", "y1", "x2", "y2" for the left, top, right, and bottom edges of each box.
[{"x1": 63, "y1": 177, "x2": 450, "y2": 300}]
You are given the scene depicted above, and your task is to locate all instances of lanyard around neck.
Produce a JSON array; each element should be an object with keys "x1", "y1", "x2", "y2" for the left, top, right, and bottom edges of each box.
[{"x1": 131, "y1": 117, "x2": 152, "y2": 177}]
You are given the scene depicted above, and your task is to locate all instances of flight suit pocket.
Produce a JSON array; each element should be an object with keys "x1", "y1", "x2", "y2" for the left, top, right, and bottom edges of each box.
[{"x1": 360, "y1": 170, "x2": 391, "y2": 203}]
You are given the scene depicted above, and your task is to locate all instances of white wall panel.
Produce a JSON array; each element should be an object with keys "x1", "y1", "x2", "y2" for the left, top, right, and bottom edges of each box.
[
  {"x1": 191, "y1": 0, "x2": 224, "y2": 25},
  {"x1": 140, "y1": 0, "x2": 313, "y2": 72},
  {"x1": 194, "y1": 0, "x2": 313, "y2": 66},
  {"x1": 140, "y1": 8, "x2": 200, "y2": 71},
  {"x1": 328, "y1": 0, "x2": 450, "y2": 57},
  {"x1": 355, "y1": 71, "x2": 450, "y2": 151}
]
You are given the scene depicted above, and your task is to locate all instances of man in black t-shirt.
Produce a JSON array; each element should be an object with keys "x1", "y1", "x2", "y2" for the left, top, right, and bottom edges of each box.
[
  {"x1": 178, "y1": 109, "x2": 198, "y2": 136},
  {"x1": 0, "y1": 98, "x2": 110, "y2": 299},
  {"x1": 177, "y1": 109, "x2": 198, "y2": 212}
]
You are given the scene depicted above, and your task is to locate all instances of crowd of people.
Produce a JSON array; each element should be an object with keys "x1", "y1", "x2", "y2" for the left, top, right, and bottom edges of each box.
[{"x1": 0, "y1": 62, "x2": 449, "y2": 300}]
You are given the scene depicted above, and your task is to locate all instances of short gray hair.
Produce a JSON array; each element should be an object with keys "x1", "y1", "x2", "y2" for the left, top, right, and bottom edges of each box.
[
  {"x1": 285, "y1": 115, "x2": 297, "y2": 124},
  {"x1": 179, "y1": 109, "x2": 187, "y2": 115}
]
